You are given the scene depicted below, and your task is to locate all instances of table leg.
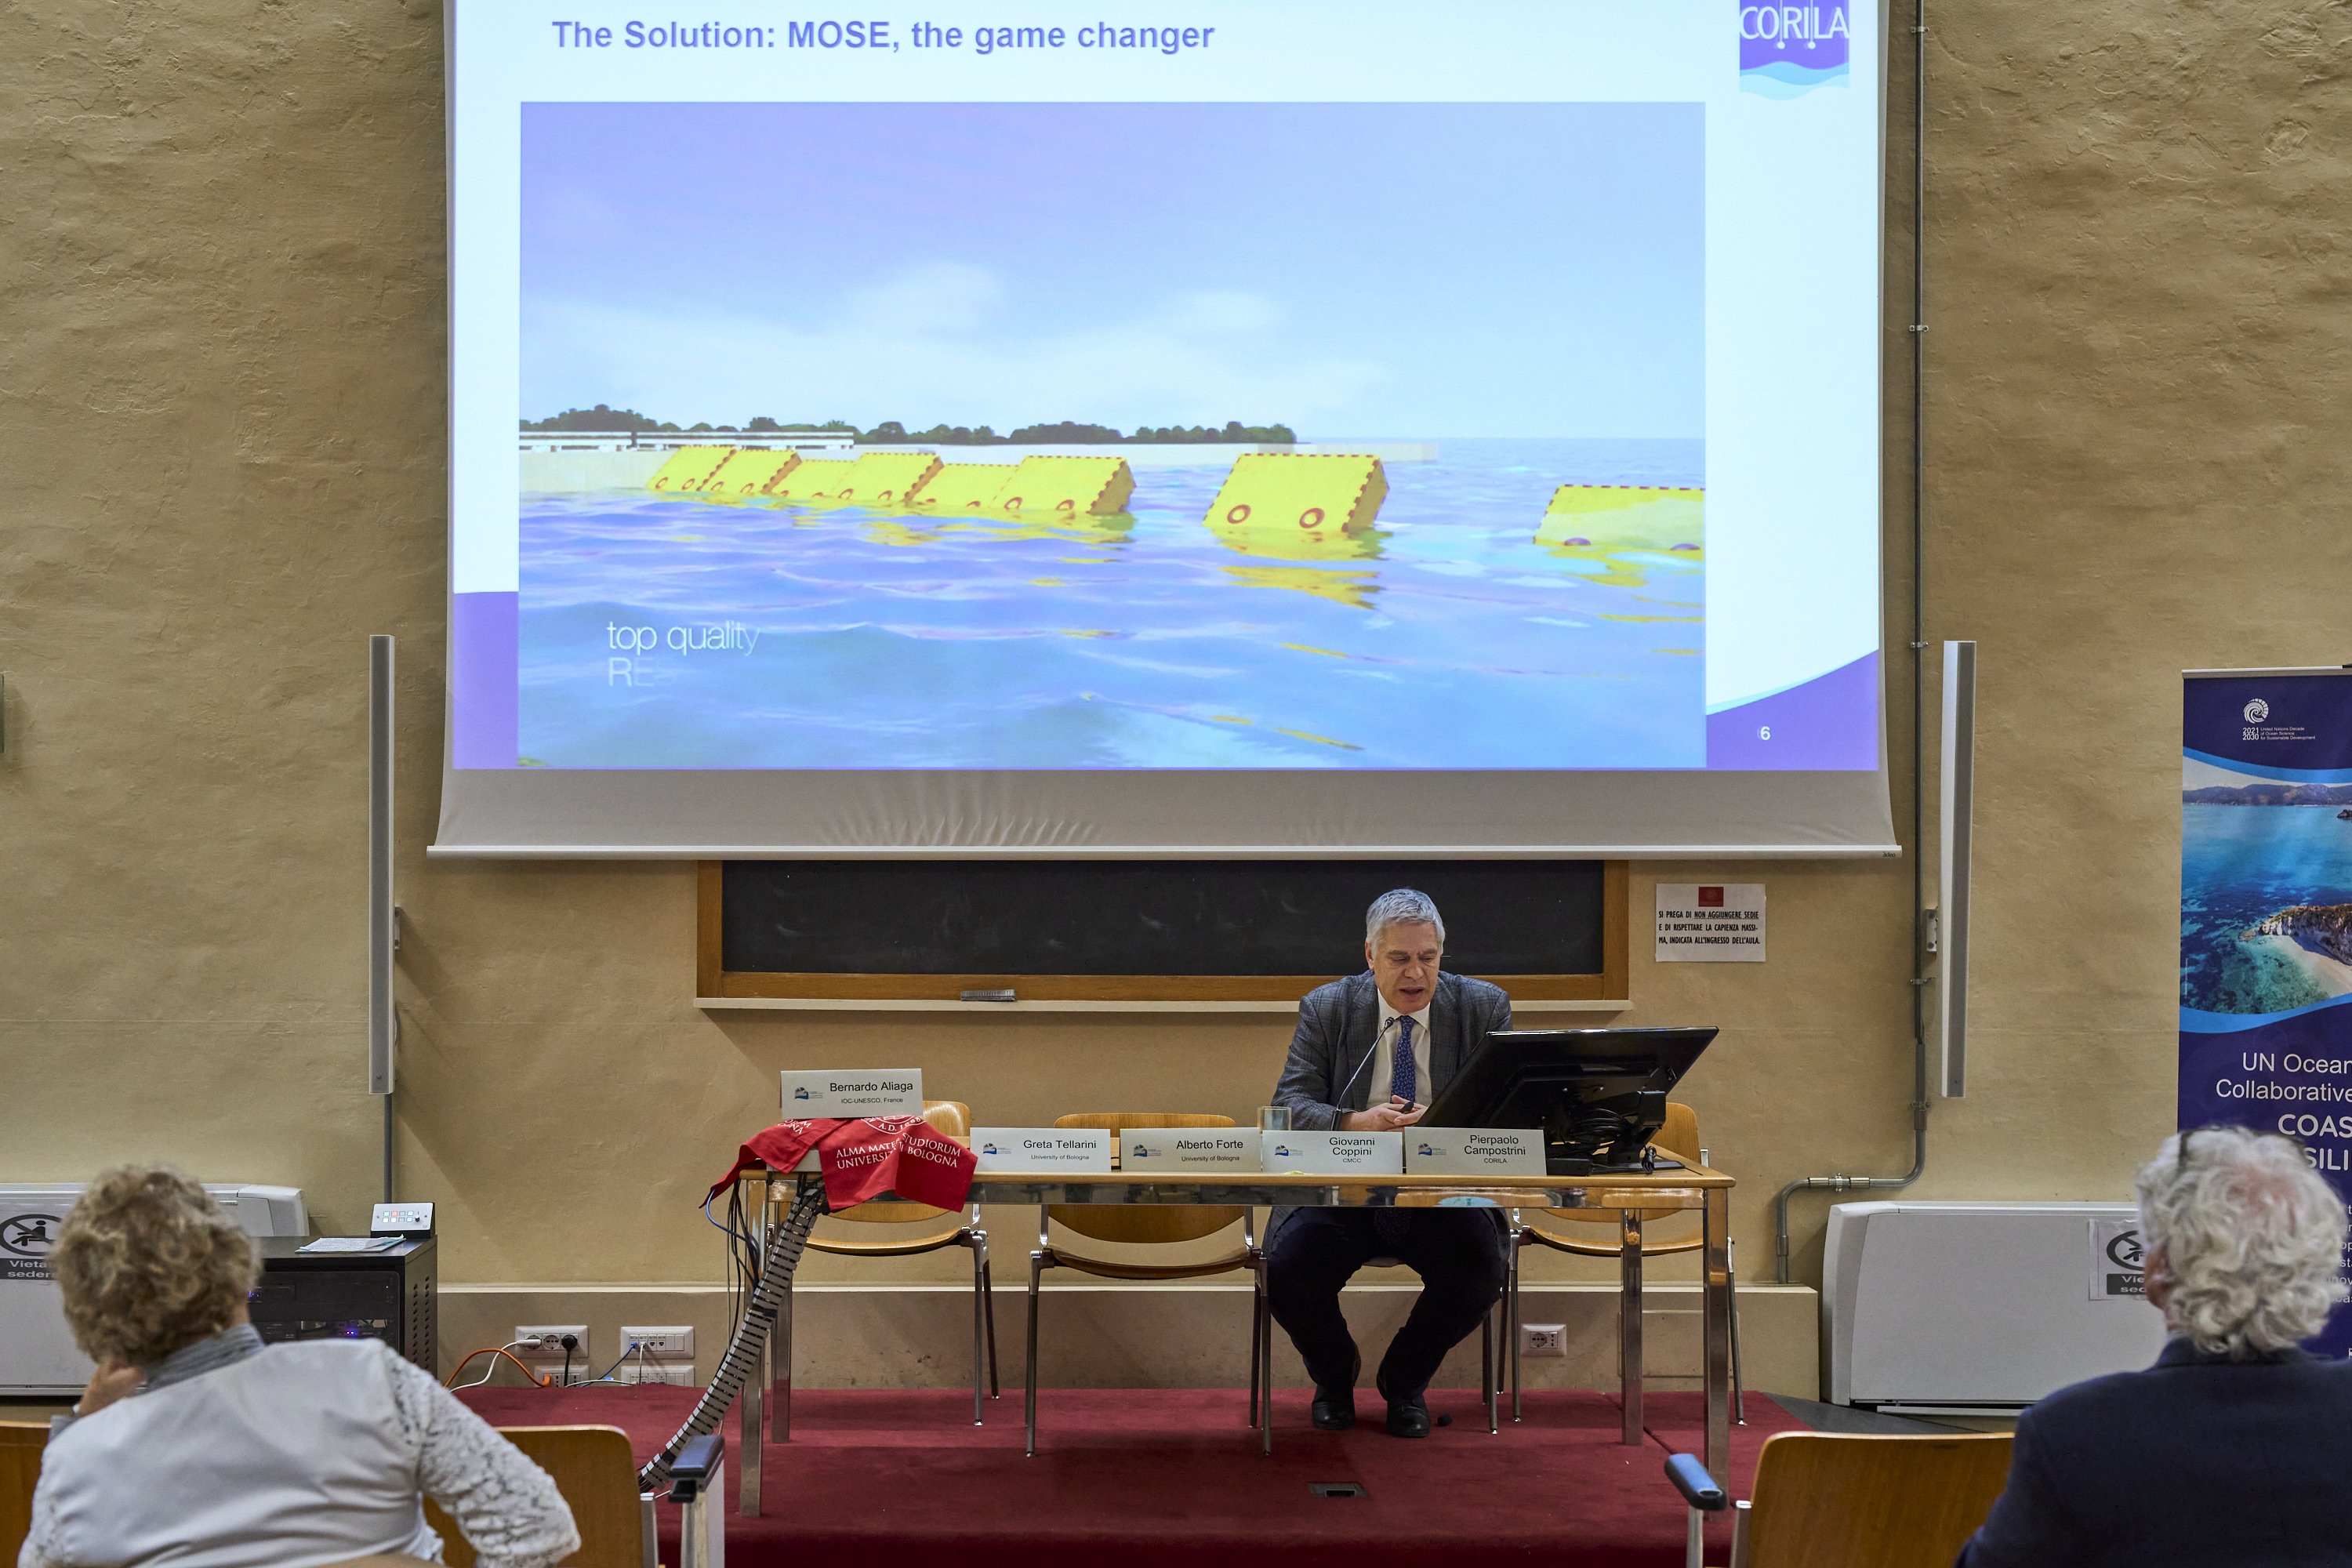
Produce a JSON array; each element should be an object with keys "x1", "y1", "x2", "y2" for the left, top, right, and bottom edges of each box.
[
  {"x1": 1703, "y1": 1186, "x2": 1731, "y2": 1483},
  {"x1": 1621, "y1": 1211, "x2": 1644, "y2": 1446},
  {"x1": 740, "y1": 1361, "x2": 763, "y2": 1515}
]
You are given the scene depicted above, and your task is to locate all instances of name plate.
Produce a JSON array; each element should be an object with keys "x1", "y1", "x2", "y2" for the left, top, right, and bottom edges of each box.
[
  {"x1": 1261, "y1": 1131, "x2": 1404, "y2": 1175},
  {"x1": 779, "y1": 1069, "x2": 923, "y2": 1118},
  {"x1": 971, "y1": 1129, "x2": 1112, "y2": 1173},
  {"x1": 1124, "y1": 1128, "x2": 1261, "y2": 1172},
  {"x1": 1407, "y1": 1128, "x2": 1545, "y2": 1176}
]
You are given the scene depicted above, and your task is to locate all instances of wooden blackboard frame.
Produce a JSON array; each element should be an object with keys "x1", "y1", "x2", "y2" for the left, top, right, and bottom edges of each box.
[{"x1": 696, "y1": 860, "x2": 1628, "y2": 1007}]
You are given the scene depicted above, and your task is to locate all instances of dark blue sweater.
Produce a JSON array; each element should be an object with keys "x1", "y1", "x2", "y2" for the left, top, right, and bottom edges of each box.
[{"x1": 1958, "y1": 1337, "x2": 2352, "y2": 1567}]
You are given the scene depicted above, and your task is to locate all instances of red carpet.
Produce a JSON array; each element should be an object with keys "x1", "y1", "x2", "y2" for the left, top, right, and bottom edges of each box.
[{"x1": 459, "y1": 1384, "x2": 1805, "y2": 1566}]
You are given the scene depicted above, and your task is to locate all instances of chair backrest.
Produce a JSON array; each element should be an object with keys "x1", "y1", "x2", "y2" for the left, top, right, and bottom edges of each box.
[
  {"x1": 1541, "y1": 1101, "x2": 1703, "y2": 1227},
  {"x1": 827, "y1": 1100, "x2": 975, "y2": 1226},
  {"x1": 424, "y1": 1425, "x2": 644, "y2": 1568},
  {"x1": 1049, "y1": 1113, "x2": 1247, "y2": 1245},
  {"x1": 1, "y1": 1421, "x2": 47, "y2": 1566},
  {"x1": 1739, "y1": 1432, "x2": 2014, "y2": 1568}
]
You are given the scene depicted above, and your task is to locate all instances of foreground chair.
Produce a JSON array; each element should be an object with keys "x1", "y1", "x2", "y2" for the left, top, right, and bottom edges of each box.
[
  {"x1": 2, "y1": 1421, "x2": 46, "y2": 1563},
  {"x1": 1508, "y1": 1102, "x2": 1733, "y2": 1433},
  {"x1": 1665, "y1": 1431, "x2": 2014, "y2": 1568},
  {"x1": 1027, "y1": 1112, "x2": 1269, "y2": 1457},
  {"x1": 784, "y1": 1098, "x2": 998, "y2": 1432},
  {"x1": 425, "y1": 1425, "x2": 652, "y2": 1568}
]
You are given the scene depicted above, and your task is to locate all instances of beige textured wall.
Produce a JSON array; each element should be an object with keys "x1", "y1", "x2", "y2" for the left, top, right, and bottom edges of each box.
[{"x1": 3, "y1": 3, "x2": 2347, "y2": 1308}]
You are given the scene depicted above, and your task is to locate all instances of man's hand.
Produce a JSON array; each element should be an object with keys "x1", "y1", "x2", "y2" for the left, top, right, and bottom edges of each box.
[
  {"x1": 76, "y1": 1359, "x2": 143, "y2": 1417},
  {"x1": 1341, "y1": 1096, "x2": 1425, "y2": 1132}
]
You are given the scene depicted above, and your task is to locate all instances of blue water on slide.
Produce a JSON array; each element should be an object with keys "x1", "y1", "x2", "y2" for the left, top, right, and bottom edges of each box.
[
  {"x1": 2181, "y1": 803, "x2": 2352, "y2": 1014},
  {"x1": 516, "y1": 437, "x2": 1705, "y2": 770}
]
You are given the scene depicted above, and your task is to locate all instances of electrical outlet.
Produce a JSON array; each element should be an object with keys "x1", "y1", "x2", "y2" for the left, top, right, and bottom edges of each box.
[
  {"x1": 619, "y1": 1325, "x2": 694, "y2": 1360},
  {"x1": 1519, "y1": 1323, "x2": 1567, "y2": 1357},
  {"x1": 514, "y1": 1323, "x2": 589, "y2": 1361},
  {"x1": 611, "y1": 1360, "x2": 697, "y2": 1386}
]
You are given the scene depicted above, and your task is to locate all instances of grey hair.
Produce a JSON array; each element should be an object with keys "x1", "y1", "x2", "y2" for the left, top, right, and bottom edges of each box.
[
  {"x1": 2136, "y1": 1126, "x2": 2347, "y2": 1359},
  {"x1": 1365, "y1": 888, "x2": 1446, "y2": 948}
]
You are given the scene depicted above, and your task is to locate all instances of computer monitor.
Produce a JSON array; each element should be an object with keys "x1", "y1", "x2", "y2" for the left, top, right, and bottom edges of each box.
[{"x1": 1421, "y1": 1027, "x2": 1718, "y2": 1174}]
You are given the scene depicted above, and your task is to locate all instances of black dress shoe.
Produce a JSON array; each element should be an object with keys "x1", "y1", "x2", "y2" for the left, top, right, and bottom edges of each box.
[
  {"x1": 1311, "y1": 1389, "x2": 1358, "y2": 1431},
  {"x1": 1384, "y1": 1392, "x2": 1431, "y2": 1439}
]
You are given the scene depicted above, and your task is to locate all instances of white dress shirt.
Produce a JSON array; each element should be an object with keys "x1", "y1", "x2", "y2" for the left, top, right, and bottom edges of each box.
[
  {"x1": 22, "y1": 1335, "x2": 578, "y2": 1568},
  {"x1": 1368, "y1": 996, "x2": 1434, "y2": 1108}
]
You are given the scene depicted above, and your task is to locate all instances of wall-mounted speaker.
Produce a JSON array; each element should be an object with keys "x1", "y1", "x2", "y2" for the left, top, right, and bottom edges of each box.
[
  {"x1": 1938, "y1": 640, "x2": 1976, "y2": 1097},
  {"x1": 368, "y1": 635, "x2": 397, "y2": 1095}
]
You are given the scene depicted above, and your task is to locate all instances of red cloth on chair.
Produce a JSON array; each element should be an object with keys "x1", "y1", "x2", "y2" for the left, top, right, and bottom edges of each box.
[{"x1": 707, "y1": 1117, "x2": 978, "y2": 1210}]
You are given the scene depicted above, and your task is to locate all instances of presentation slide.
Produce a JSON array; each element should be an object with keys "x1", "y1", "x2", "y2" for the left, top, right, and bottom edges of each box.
[{"x1": 440, "y1": 1, "x2": 1890, "y2": 855}]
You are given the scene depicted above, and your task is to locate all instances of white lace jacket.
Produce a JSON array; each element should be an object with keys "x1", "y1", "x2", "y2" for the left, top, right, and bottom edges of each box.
[{"x1": 20, "y1": 1337, "x2": 580, "y2": 1568}]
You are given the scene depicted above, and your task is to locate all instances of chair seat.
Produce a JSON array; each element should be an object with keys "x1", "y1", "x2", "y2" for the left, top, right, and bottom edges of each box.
[
  {"x1": 1043, "y1": 1246, "x2": 1258, "y2": 1283},
  {"x1": 808, "y1": 1228, "x2": 972, "y2": 1258},
  {"x1": 1519, "y1": 1225, "x2": 1704, "y2": 1258}
]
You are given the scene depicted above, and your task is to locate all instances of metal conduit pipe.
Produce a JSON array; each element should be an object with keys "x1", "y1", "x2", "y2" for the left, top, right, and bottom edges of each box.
[
  {"x1": 640, "y1": 1183, "x2": 826, "y2": 1490},
  {"x1": 1777, "y1": 0, "x2": 1933, "y2": 1283}
]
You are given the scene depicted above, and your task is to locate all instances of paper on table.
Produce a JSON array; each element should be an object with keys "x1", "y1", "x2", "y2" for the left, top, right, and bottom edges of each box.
[{"x1": 296, "y1": 1236, "x2": 403, "y2": 1254}]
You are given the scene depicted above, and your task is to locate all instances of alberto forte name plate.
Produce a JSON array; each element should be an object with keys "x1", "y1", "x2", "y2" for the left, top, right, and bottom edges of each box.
[
  {"x1": 971, "y1": 1129, "x2": 1113, "y2": 1173},
  {"x1": 1406, "y1": 1128, "x2": 1545, "y2": 1176},
  {"x1": 1261, "y1": 1131, "x2": 1404, "y2": 1175},
  {"x1": 779, "y1": 1069, "x2": 923, "y2": 1118},
  {"x1": 1123, "y1": 1128, "x2": 1261, "y2": 1172}
]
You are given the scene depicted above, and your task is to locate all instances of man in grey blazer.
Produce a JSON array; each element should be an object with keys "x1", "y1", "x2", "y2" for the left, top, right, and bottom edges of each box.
[{"x1": 1267, "y1": 887, "x2": 1513, "y2": 1438}]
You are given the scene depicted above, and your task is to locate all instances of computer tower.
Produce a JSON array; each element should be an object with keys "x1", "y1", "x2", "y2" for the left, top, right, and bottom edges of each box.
[{"x1": 252, "y1": 1236, "x2": 437, "y2": 1370}]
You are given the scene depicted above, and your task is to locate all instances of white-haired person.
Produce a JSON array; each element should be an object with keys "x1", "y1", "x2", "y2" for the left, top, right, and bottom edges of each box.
[
  {"x1": 1958, "y1": 1124, "x2": 2352, "y2": 1566},
  {"x1": 19, "y1": 1166, "x2": 579, "y2": 1568},
  {"x1": 1266, "y1": 887, "x2": 1514, "y2": 1439}
]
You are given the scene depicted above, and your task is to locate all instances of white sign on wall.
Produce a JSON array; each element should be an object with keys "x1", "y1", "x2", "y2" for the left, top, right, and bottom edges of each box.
[{"x1": 1656, "y1": 884, "x2": 1766, "y2": 963}]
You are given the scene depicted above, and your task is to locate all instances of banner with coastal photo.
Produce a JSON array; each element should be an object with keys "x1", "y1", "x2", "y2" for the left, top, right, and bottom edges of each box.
[{"x1": 2180, "y1": 667, "x2": 2352, "y2": 1353}]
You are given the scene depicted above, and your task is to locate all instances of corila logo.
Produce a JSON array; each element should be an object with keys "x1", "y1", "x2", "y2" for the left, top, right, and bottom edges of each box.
[
  {"x1": 1132, "y1": 1142, "x2": 1149, "y2": 1158},
  {"x1": 792, "y1": 1086, "x2": 811, "y2": 1099},
  {"x1": 1272, "y1": 1143, "x2": 1293, "y2": 1159},
  {"x1": 982, "y1": 1142, "x2": 1000, "y2": 1156},
  {"x1": 1740, "y1": 2, "x2": 1851, "y2": 98},
  {"x1": 1417, "y1": 1143, "x2": 1436, "y2": 1156},
  {"x1": 2245, "y1": 699, "x2": 2270, "y2": 724}
]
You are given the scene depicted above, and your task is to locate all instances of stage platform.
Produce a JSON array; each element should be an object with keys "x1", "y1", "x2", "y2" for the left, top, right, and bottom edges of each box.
[{"x1": 458, "y1": 1384, "x2": 1809, "y2": 1566}]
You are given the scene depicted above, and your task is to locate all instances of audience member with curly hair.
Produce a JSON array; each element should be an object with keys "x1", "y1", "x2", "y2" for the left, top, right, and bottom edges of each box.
[
  {"x1": 18, "y1": 1165, "x2": 579, "y2": 1568},
  {"x1": 1957, "y1": 1126, "x2": 2352, "y2": 1566}
]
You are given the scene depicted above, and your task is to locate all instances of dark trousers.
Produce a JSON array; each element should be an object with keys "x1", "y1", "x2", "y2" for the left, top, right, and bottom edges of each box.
[{"x1": 1265, "y1": 1207, "x2": 1508, "y2": 1401}]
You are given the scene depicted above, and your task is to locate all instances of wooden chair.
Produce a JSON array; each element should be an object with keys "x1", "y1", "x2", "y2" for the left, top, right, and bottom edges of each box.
[
  {"x1": 775, "y1": 1098, "x2": 998, "y2": 1434},
  {"x1": 1026, "y1": 1113, "x2": 1269, "y2": 1457},
  {"x1": 425, "y1": 1425, "x2": 652, "y2": 1568},
  {"x1": 1508, "y1": 1102, "x2": 1716, "y2": 1432},
  {"x1": 2, "y1": 1421, "x2": 48, "y2": 1565},
  {"x1": 1675, "y1": 1430, "x2": 2014, "y2": 1568}
]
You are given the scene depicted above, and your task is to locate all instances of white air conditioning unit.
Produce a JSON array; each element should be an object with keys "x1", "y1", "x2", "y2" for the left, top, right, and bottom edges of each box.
[
  {"x1": 0, "y1": 1183, "x2": 309, "y2": 1395},
  {"x1": 1824, "y1": 1200, "x2": 2169, "y2": 1412}
]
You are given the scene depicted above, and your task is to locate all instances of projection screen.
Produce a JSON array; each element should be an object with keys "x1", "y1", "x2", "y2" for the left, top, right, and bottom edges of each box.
[{"x1": 434, "y1": 0, "x2": 1894, "y2": 857}]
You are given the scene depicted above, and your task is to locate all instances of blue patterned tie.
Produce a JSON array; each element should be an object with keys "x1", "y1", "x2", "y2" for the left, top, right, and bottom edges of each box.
[{"x1": 1389, "y1": 1017, "x2": 1417, "y2": 1108}]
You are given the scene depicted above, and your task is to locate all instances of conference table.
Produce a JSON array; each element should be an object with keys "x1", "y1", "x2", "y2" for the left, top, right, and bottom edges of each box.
[{"x1": 721, "y1": 1160, "x2": 1735, "y2": 1515}]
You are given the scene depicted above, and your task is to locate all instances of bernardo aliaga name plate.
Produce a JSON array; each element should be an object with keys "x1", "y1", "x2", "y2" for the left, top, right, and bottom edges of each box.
[
  {"x1": 1123, "y1": 1128, "x2": 1261, "y2": 1172},
  {"x1": 779, "y1": 1069, "x2": 923, "y2": 1118},
  {"x1": 1406, "y1": 1128, "x2": 1546, "y2": 1176},
  {"x1": 1261, "y1": 1131, "x2": 1404, "y2": 1175},
  {"x1": 971, "y1": 1129, "x2": 1112, "y2": 1173}
]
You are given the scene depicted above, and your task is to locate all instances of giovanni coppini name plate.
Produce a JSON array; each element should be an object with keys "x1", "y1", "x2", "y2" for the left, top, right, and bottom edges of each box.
[
  {"x1": 779, "y1": 1069, "x2": 924, "y2": 1117},
  {"x1": 971, "y1": 1129, "x2": 1112, "y2": 1173},
  {"x1": 1261, "y1": 1131, "x2": 1404, "y2": 1175},
  {"x1": 1407, "y1": 1128, "x2": 1545, "y2": 1176}
]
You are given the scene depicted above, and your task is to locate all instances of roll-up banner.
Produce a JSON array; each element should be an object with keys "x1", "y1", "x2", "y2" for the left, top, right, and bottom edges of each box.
[{"x1": 2180, "y1": 666, "x2": 2352, "y2": 1354}]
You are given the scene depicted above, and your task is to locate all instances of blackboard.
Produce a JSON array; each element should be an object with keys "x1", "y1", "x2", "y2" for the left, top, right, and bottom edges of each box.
[{"x1": 699, "y1": 860, "x2": 1628, "y2": 1004}]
